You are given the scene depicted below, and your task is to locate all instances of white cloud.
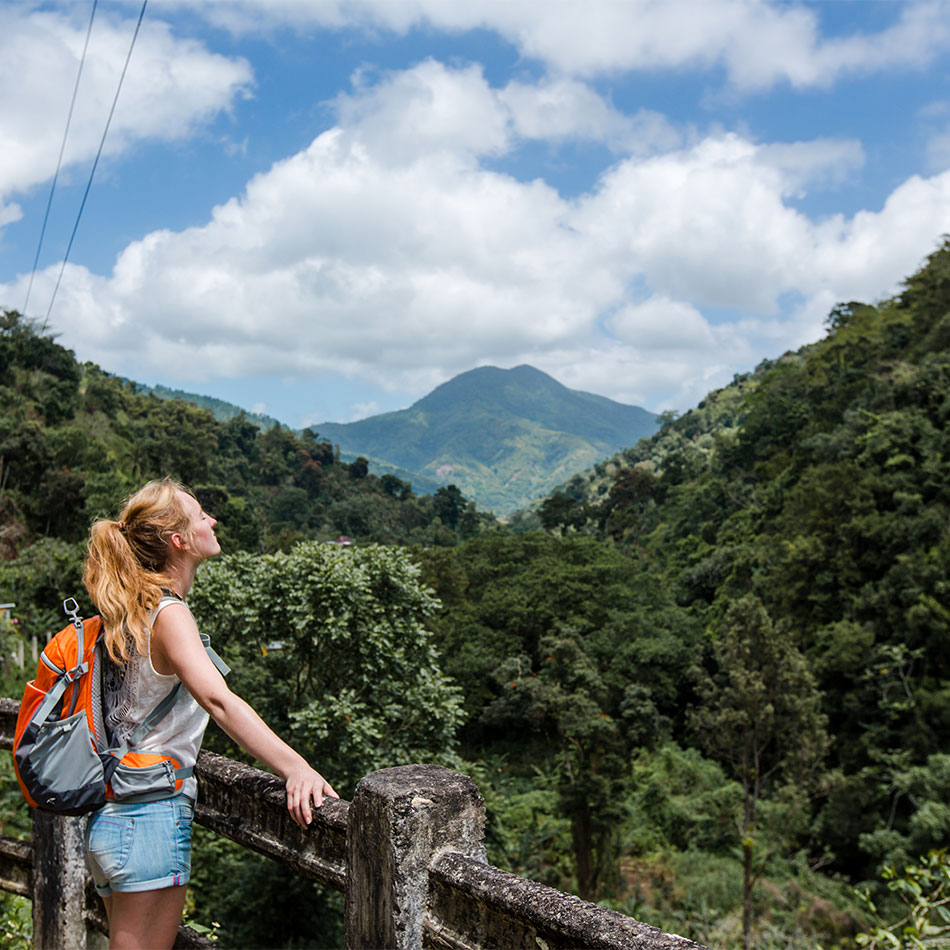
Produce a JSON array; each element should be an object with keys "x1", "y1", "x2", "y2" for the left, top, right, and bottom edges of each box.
[
  {"x1": 499, "y1": 78, "x2": 681, "y2": 154},
  {"x1": 919, "y1": 101, "x2": 950, "y2": 174},
  {"x1": 5, "y1": 59, "x2": 950, "y2": 414},
  {"x1": 572, "y1": 132, "x2": 945, "y2": 321},
  {"x1": 348, "y1": 401, "x2": 381, "y2": 422},
  {"x1": 332, "y1": 63, "x2": 681, "y2": 163},
  {"x1": 756, "y1": 140, "x2": 865, "y2": 194},
  {"x1": 0, "y1": 203, "x2": 23, "y2": 229},
  {"x1": 166, "y1": 0, "x2": 950, "y2": 90},
  {"x1": 0, "y1": 5, "x2": 252, "y2": 205},
  {"x1": 608, "y1": 298, "x2": 716, "y2": 351},
  {"x1": 545, "y1": 343, "x2": 743, "y2": 414},
  {"x1": 574, "y1": 135, "x2": 815, "y2": 312},
  {"x1": 333, "y1": 61, "x2": 511, "y2": 162}
]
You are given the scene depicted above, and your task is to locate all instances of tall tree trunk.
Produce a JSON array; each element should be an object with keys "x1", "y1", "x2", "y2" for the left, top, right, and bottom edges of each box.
[
  {"x1": 743, "y1": 835, "x2": 753, "y2": 950},
  {"x1": 572, "y1": 802, "x2": 596, "y2": 899}
]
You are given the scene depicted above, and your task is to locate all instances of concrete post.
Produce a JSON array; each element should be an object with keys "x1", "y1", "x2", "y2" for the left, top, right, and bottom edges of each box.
[
  {"x1": 32, "y1": 811, "x2": 88, "y2": 950},
  {"x1": 344, "y1": 764, "x2": 486, "y2": 950}
]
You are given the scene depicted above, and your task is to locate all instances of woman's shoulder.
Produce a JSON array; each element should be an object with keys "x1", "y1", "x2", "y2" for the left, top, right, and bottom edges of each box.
[{"x1": 151, "y1": 589, "x2": 191, "y2": 622}]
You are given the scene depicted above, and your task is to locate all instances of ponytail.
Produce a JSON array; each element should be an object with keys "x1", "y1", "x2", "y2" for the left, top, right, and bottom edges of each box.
[{"x1": 82, "y1": 478, "x2": 193, "y2": 662}]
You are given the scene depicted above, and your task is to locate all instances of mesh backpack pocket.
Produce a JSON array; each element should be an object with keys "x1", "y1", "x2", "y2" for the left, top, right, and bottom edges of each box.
[{"x1": 15, "y1": 683, "x2": 111, "y2": 814}]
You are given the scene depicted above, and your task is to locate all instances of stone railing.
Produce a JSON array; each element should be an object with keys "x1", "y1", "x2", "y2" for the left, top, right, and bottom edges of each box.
[{"x1": 0, "y1": 698, "x2": 707, "y2": 949}]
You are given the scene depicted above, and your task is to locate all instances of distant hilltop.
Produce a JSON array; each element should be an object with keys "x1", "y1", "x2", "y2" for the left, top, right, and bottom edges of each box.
[{"x1": 314, "y1": 364, "x2": 659, "y2": 514}]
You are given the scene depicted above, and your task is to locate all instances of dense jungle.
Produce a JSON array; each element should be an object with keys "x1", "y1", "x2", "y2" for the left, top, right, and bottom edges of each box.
[{"x1": 3, "y1": 240, "x2": 950, "y2": 948}]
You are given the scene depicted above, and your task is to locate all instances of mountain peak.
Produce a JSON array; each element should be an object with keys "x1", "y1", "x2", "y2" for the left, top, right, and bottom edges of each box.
[
  {"x1": 416, "y1": 364, "x2": 568, "y2": 411},
  {"x1": 316, "y1": 364, "x2": 658, "y2": 513}
]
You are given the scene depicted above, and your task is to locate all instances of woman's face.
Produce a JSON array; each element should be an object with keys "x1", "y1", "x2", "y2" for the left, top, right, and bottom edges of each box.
[{"x1": 178, "y1": 491, "x2": 220, "y2": 561}]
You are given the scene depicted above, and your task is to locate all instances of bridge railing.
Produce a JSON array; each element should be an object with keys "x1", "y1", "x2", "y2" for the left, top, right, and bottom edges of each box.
[{"x1": 0, "y1": 698, "x2": 706, "y2": 949}]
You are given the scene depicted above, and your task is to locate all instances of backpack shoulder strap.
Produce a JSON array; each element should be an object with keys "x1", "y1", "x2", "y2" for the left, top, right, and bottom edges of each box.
[
  {"x1": 124, "y1": 682, "x2": 185, "y2": 747},
  {"x1": 200, "y1": 633, "x2": 231, "y2": 677},
  {"x1": 61, "y1": 599, "x2": 89, "y2": 717}
]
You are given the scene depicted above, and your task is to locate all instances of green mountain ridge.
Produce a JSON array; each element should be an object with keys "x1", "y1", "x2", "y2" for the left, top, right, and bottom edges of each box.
[
  {"x1": 315, "y1": 364, "x2": 659, "y2": 514},
  {"x1": 131, "y1": 382, "x2": 284, "y2": 432}
]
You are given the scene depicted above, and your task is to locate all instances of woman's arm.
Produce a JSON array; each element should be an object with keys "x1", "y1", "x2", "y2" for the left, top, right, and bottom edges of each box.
[{"x1": 151, "y1": 603, "x2": 338, "y2": 826}]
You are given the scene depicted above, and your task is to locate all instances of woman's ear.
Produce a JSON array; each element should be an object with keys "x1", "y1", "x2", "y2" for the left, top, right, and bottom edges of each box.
[{"x1": 169, "y1": 531, "x2": 188, "y2": 552}]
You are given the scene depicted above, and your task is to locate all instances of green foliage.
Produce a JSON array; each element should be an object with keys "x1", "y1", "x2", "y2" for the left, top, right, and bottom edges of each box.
[
  {"x1": 484, "y1": 628, "x2": 628, "y2": 898},
  {"x1": 856, "y1": 850, "x2": 950, "y2": 949},
  {"x1": 824, "y1": 752, "x2": 950, "y2": 875},
  {"x1": 188, "y1": 541, "x2": 462, "y2": 795},
  {"x1": 527, "y1": 238, "x2": 950, "y2": 891},
  {"x1": 0, "y1": 538, "x2": 88, "y2": 632},
  {"x1": 625, "y1": 743, "x2": 739, "y2": 856},
  {"x1": 0, "y1": 894, "x2": 31, "y2": 950},
  {"x1": 690, "y1": 596, "x2": 829, "y2": 791},
  {"x1": 461, "y1": 755, "x2": 573, "y2": 888},
  {"x1": 419, "y1": 532, "x2": 696, "y2": 728},
  {"x1": 538, "y1": 492, "x2": 589, "y2": 535},
  {"x1": 136, "y1": 381, "x2": 283, "y2": 432},
  {"x1": 0, "y1": 753, "x2": 32, "y2": 947},
  {"x1": 0, "y1": 748, "x2": 31, "y2": 841},
  {"x1": 189, "y1": 828, "x2": 343, "y2": 949},
  {"x1": 690, "y1": 595, "x2": 829, "y2": 947},
  {"x1": 418, "y1": 532, "x2": 702, "y2": 898}
]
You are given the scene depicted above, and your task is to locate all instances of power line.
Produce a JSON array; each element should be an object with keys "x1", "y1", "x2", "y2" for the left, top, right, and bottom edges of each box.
[
  {"x1": 22, "y1": 0, "x2": 99, "y2": 319},
  {"x1": 42, "y1": 0, "x2": 149, "y2": 331}
]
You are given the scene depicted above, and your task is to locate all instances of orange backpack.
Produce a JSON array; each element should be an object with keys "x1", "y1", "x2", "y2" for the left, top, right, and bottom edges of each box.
[{"x1": 13, "y1": 598, "x2": 200, "y2": 814}]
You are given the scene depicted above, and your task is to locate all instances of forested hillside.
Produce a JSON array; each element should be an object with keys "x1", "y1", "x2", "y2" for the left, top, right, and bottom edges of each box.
[
  {"x1": 463, "y1": 240, "x2": 950, "y2": 945},
  {"x1": 2, "y1": 242, "x2": 950, "y2": 949},
  {"x1": 524, "y1": 241, "x2": 950, "y2": 876}
]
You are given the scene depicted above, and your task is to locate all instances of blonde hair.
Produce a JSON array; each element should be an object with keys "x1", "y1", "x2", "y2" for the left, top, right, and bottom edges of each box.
[{"x1": 82, "y1": 478, "x2": 194, "y2": 662}]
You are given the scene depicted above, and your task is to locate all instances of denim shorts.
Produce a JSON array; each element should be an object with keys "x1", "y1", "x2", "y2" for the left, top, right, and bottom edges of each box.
[{"x1": 85, "y1": 797, "x2": 194, "y2": 897}]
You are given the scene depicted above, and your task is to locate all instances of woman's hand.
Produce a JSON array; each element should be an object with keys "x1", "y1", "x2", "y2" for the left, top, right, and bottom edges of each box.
[{"x1": 285, "y1": 766, "x2": 339, "y2": 827}]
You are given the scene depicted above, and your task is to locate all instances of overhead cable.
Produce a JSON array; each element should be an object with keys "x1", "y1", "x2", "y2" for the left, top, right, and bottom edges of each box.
[
  {"x1": 43, "y1": 0, "x2": 149, "y2": 330},
  {"x1": 22, "y1": 0, "x2": 99, "y2": 318}
]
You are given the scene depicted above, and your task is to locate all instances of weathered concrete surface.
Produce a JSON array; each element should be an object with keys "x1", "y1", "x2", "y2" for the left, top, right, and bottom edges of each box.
[
  {"x1": 345, "y1": 764, "x2": 486, "y2": 950},
  {"x1": 0, "y1": 833, "x2": 31, "y2": 897},
  {"x1": 194, "y1": 749, "x2": 349, "y2": 891},
  {"x1": 428, "y1": 853, "x2": 709, "y2": 950},
  {"x1": 33, "y1": 810, "x2": 88, "y2": 950}
]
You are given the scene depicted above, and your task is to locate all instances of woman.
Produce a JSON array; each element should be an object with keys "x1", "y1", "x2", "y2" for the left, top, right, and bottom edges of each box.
[{"x1": 82, "y1": 478, "x2": 337, "y2": 949}]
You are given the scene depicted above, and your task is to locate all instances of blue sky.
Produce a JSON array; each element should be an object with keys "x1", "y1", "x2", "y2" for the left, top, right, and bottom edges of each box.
[{"x1": 2, "y1": 0, "x2": 950, "y2": 428}]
